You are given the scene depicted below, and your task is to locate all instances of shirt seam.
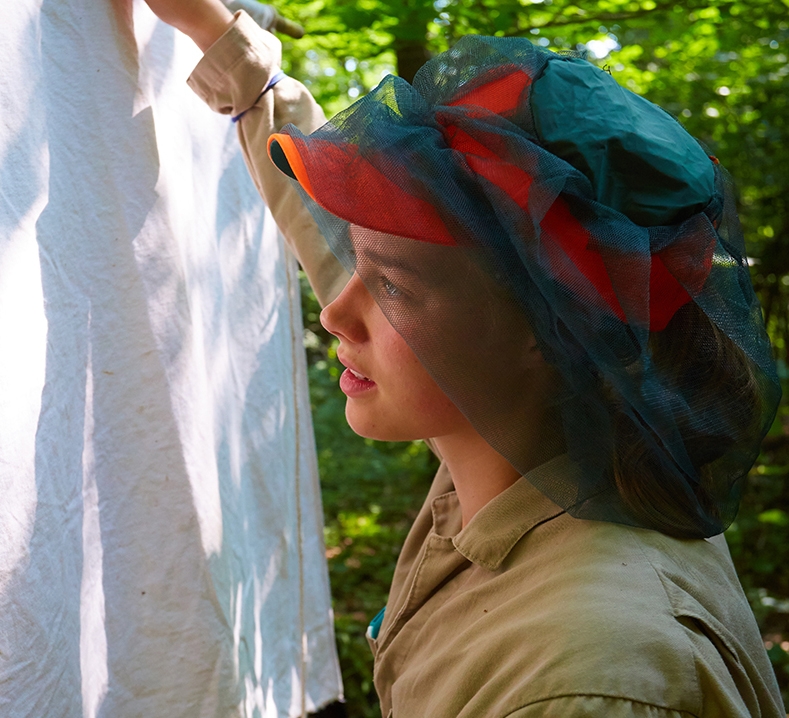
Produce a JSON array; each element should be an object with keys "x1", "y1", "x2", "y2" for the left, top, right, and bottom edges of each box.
[
  {"x1": 378, "y1": 537, "x2": 436, "y2": 652},
  {"x1": 454, "y1": 507, "x2": 565, "y2": 570},
  {"x1": 188, "y1": 13, "x2": 275, "y2": 114},
  {"x1": 431, "y1": 490, "x2": 459, "y2": 520},
  {"x1": 190, "y1": 14, "x2": 249, "y2": 87},
  {"x1": 625, "y1": 528, "x2": 705, "y2": 717},
  {"x1": 503, "y1": 692, "x2": 701, "y2": 717},
  {"x1": 390, "y1": 549, "x2": 472, "y2": 675},
  {"x1": 224, "y1": 48, "x2": 274, "y2": 110}
]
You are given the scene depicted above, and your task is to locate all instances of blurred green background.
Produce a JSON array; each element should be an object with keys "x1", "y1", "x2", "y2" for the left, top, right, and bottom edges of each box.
[{"x1": 277, "y1": 0, "x2": 788, "y2": 714}]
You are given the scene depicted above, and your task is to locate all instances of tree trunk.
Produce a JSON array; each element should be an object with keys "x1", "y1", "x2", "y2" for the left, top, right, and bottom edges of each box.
[{"x1": 396, "y1": 39, "x2": 430, "y2": 83}]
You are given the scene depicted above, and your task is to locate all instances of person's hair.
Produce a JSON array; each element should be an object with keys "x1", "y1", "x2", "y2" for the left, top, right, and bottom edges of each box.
[{"x1": 607, "y1": 302, "x2": 762, "y2": 537}]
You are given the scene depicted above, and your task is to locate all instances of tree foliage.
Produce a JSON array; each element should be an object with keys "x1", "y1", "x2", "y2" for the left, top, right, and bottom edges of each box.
[{"x1": 278, "y1": 1, "x2": 789, "y2": 714}]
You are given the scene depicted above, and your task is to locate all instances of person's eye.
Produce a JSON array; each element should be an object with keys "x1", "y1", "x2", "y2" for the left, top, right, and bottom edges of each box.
[{"x1": 380, "y1": 276, "x2": 403, "y2": 298}]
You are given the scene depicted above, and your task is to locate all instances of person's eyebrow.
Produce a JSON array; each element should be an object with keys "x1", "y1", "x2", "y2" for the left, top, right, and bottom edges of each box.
[{"x1": 360, "y1": 248, "x2": 421, "y2": 274}]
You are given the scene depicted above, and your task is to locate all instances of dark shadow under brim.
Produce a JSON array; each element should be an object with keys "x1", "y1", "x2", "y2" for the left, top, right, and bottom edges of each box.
[{"x1": 268, "y1": 138, "x2": 298, "y2": 181}]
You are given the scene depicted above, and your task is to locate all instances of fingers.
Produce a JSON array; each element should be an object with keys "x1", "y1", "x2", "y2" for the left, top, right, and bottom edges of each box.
[{"x1": 273, "y1": 15, "x2": 305, "y2": 39}]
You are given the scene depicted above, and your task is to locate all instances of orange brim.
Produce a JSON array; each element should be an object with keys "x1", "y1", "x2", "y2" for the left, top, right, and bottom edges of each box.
[{"x1": 268, "y1": 133, "x2": 317, "y2": 201}]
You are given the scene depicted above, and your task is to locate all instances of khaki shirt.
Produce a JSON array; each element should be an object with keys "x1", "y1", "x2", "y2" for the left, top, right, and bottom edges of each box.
[
  {"x1": 189, "y1": 15, "x2": 784, "y2": 718},
  {"x1": 371, "y1": 456, "x2": 784, "y2": 717}
]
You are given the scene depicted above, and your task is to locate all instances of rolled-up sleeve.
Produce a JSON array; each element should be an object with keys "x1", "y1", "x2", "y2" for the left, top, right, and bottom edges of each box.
[{"x1": 187, "y1": 11, "x2": 350, "y2": 306}]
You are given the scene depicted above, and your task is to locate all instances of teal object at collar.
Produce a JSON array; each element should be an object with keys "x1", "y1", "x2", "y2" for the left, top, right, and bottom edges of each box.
[{"x1": 368, "y1": 607, "x2": 386, "y2": 641}]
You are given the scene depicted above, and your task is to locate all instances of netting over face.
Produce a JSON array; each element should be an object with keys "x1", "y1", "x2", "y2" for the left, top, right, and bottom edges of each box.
[{"x1": 271, "y1": 35, "x2": 780, "y2": 538}]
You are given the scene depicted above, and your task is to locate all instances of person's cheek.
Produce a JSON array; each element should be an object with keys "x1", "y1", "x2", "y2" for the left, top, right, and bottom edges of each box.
[
  {"x1": 376, "y1": 324, "x2": 424, "y2": 403},
  {"x1": 378, "y1": 325, "x2": 461, "y2": 430}
]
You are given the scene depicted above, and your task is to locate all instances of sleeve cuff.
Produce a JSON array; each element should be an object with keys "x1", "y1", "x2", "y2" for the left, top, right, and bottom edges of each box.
[{"x1": 187, "y1": 10, "x2": 282, "y2": 116}]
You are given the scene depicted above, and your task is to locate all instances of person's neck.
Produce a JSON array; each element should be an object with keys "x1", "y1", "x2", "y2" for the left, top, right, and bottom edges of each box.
[{"x1": 432, "y1": 426, "x2": 522, "y2": 529}]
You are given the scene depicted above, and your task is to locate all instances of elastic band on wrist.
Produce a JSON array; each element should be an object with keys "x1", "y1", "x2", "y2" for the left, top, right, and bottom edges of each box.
[{"x1": 232, "y1": 70, "x2": 287, "y2": 123}]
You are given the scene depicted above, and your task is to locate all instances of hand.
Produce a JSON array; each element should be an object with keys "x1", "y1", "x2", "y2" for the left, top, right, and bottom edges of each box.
[
  {"x1": 143, "y1": 0, "x2": 234, "y2": 51},
  {"x1": 222, "y1": 0, "x2": 305, "y2": 38}
]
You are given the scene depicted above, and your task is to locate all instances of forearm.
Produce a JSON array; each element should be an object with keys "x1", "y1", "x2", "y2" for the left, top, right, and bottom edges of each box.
[{"x1": 144, "y1": 0, "x2": 233, "y2": 51}]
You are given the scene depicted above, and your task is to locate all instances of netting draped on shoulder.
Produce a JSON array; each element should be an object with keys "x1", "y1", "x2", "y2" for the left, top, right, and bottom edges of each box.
[{"x1": 268, "y1": 35, "x2": 780, "y2": 538}]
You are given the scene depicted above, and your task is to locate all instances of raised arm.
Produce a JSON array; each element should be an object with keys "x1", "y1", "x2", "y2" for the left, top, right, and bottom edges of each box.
[
  {"x1": 143, "y1": 0, "x2": 234, "y2": 51},
  {"x1": 144, "y1": 0, "x2": 350, "y2": 306}
]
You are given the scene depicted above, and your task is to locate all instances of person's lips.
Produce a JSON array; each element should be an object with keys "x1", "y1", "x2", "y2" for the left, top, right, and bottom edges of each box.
[{"x1": 338, "y1": 354, "x2": 376, "y2": 397}]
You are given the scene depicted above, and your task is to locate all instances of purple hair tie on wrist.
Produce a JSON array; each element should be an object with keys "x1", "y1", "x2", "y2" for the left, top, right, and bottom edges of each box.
[{"x1": 232, "y1": 70, "x2": 287, "y2": 123}]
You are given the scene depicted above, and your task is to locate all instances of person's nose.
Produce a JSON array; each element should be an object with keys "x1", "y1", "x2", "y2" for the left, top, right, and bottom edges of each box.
[{"x1": 320, "y1": 272, "x2": 371, "y2": 345}]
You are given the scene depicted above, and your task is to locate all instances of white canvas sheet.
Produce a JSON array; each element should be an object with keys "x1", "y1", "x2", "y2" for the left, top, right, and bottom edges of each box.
[{"x1": 0, "y1": 0, "x2": 342, "y2": 715}]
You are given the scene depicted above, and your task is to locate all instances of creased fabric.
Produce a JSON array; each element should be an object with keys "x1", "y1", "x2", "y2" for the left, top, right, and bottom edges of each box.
[
  {"x1": 0, "y1": 1, "x2": 341, "y2": 716},
  {"x1": 366, "y1": 460, "x2": 784, "y2": 718}
]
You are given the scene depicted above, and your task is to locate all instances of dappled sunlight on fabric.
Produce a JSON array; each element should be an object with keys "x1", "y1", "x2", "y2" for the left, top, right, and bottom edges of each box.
[
  {"x1": 79, "y1": 332, "x2": 109, "y2": 718},
  {"x1": 0, "y1": 0, "x2": 340, "y2": 715},
  {"x1": 0, "y1": 202, "x2": 47, "y2": 594}
]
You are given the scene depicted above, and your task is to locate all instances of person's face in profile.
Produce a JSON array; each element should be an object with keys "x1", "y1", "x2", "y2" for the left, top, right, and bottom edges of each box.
[{"x1": 320, "y1": 225, "x2": 552, "y2": 443}]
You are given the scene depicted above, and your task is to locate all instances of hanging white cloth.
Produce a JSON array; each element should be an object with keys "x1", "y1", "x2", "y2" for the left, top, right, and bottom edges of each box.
[{"x1": 0, "y1": 0, "x2": 342, "y2": 715}]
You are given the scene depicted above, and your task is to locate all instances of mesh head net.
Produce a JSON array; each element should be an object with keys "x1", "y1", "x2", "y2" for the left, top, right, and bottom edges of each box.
[{"x1": 268, "y1": 35, "x2": 781, "y2": 538}]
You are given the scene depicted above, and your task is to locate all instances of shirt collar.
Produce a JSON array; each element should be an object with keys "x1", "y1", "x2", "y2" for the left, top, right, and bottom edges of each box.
[{"x1": 445, "y1": 453, "x2": 573, "y2": 571}]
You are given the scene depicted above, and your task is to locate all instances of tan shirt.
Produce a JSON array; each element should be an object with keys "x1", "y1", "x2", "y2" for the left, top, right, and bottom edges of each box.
[
  {"x1": 189, "y1": 15, "x2": 785, "y2": 718},
  {"x1": 371, "y1": 456, "x2": 784, "y2": 717}
]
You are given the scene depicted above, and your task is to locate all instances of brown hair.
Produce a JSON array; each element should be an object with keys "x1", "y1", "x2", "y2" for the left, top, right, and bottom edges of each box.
[{"x1": 608, "y1": 302, "x2": 762, "y2": 537}]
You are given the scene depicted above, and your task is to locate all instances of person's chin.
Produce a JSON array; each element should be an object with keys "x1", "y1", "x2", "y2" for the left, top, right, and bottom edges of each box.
[{"x1": 345, "y1": 404, "x2": 424, "y2": 442}]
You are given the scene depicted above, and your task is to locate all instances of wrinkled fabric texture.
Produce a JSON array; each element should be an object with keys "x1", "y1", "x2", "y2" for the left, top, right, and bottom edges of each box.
[
  {"x1": 268, "y1": 35, "x2": 780, "y2": 538},
  {"x1": 0, "y1": 1, "x2": 341, "y2": 716},
  {"x1": 366, "y1": 458, "x2": 785, "y2": 718},
  {"x1": 530, "y1": 57, "x2": 715, "y2": 227}
]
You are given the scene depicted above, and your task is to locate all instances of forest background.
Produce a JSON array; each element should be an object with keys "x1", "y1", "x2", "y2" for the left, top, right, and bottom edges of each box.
[{"x1": 269, "y1": 0, "x2": 789, "y2": 714}]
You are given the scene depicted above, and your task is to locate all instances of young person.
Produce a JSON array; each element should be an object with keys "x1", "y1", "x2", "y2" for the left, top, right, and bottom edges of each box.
[{"x1": 145, "y1": 1, "x2": 785, "y2": 715}]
